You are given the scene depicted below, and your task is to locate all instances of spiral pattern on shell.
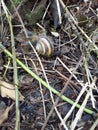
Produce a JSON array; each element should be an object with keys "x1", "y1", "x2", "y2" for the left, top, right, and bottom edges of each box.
[{"x1": 35, "y1": 37, "x2": 54, "y2": 57}]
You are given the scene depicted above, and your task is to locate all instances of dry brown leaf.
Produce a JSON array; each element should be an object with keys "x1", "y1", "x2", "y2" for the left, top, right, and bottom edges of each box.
[
  {"x1": 0, "y1": 103, "x2": 13, "y2": 126},
  {"x1": 0, "y1": 80, "x2": 24, "y2": 101}
]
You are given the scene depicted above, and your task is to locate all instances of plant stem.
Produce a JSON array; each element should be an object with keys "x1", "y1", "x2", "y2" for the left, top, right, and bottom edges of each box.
[
  {"x1": 0, "y1": 43, "x2": 95, "y2": 115},
  {"x1": 1, "y1": 1, "x2": 20, "y2": 129}
]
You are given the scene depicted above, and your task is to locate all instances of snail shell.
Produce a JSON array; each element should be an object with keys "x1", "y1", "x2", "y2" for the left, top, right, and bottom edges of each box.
[{"x1": 35, "y1": 37, "x2": 54, "y2": 57}]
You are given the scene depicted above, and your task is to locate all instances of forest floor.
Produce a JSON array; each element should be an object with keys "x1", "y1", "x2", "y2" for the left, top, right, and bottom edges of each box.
[{"x1": 0, "y1": 0, "x2": 98, "y2": 130}]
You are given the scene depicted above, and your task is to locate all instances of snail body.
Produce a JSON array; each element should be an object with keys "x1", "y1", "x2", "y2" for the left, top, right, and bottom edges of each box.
[
  {"x1": 16, "y1": 31, "x2": 54, "y2": 57},
  {"x1": 35, "y1": 37, "x2": 54, "y2": 57}
]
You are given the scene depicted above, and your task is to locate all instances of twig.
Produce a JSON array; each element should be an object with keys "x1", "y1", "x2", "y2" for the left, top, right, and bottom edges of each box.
[
  {"x1": 30, "y1": 59, "x2": 47, "y2": 120},
  {"x1": 70, "y1": 88, "x2": 90, "y2": 130},
  {"x1": 90, "y1": 117, "x2": 98, "y2": 130},
  {"x1": 1, "y1": 1, "x2": 20, "y2": 130},
  {"x1": 59, "y1": 0, "x2": 93, "y2": 44},
  {"x1": 41, "y1": 55, "x2": 83, "y2": 130},
  {"x1": 55, "y1": 0, "x2": 62, "y2": 24},
  {"x1": 0, "y1": 41, "x2": 95, "y2": 130},
  {"x1": 9, "y1": 0, "x2": 68, "y2": 128},
  {"x1": 0, "y1": 42, "x2": 94, "y2": 116}
]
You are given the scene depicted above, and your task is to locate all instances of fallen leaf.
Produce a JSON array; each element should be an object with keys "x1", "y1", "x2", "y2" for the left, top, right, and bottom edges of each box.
[
  {"x1": 0, "y1": 103, "x2": 13, "y2": 126},
  {"x1": 0, "y1": 80, "x2": 24, "y2": 101}
]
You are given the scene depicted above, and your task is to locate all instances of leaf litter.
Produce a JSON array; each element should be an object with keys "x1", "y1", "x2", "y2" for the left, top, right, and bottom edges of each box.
[
  {"x1": 0, "y1": 0, "x2": 98, "y2": 130},
  {"x1": 0, "y1": 80, "x2": 24, "y2": 101}
]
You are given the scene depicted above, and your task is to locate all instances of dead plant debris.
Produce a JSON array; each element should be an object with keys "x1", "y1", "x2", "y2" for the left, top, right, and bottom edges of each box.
[{"x1": 0, "y1": 0, "x2": 98, "y2": 130}]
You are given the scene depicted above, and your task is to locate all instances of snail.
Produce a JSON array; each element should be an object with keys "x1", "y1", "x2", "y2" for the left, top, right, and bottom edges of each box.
[
  {"x1": 16, "y1": 30, "x2": 54, "y2": 57},
  {"x1": 35, "y1": 37, "x2": 54, "y2": 57}
]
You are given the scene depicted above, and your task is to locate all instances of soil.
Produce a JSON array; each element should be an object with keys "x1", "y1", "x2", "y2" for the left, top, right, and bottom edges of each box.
[{"x1": 0, "y1": 0, "x2": 98, "y2": 130}]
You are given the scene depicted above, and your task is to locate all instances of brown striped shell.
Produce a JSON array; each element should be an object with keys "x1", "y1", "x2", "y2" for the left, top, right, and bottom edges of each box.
[{"x1": 35, "y1": 37, "x2": 54, "y2": 57}]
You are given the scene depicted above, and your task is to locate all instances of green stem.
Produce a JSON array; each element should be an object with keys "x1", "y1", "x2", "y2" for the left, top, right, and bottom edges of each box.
[
  {"x1": 1, "y1": 0, "x2": 20, "y2": 129},
  {"x1": 0, "y1": 43, "x2": 95, "y2": 115}
]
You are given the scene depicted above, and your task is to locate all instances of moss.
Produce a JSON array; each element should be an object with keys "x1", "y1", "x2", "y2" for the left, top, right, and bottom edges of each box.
[
  {"x1": 13, "y1": 0, "x2": 21, "y2": 5},
  {"x1": 25, "y1": 5, "x2": 45, "y2": 25}
]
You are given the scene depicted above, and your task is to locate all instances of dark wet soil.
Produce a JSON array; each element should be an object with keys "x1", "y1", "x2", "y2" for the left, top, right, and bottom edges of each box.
[{"x1": 0, "y1": 0, "x2": 98, "y2": 130}]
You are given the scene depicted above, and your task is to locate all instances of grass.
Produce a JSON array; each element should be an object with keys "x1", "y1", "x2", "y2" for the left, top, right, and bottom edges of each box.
[
  {"x1": 0, "y1": 0, "x2": 98, "y2": 129},
  {"x1": 13, "y1": 0, "x2": 20, "y2": 5}
]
